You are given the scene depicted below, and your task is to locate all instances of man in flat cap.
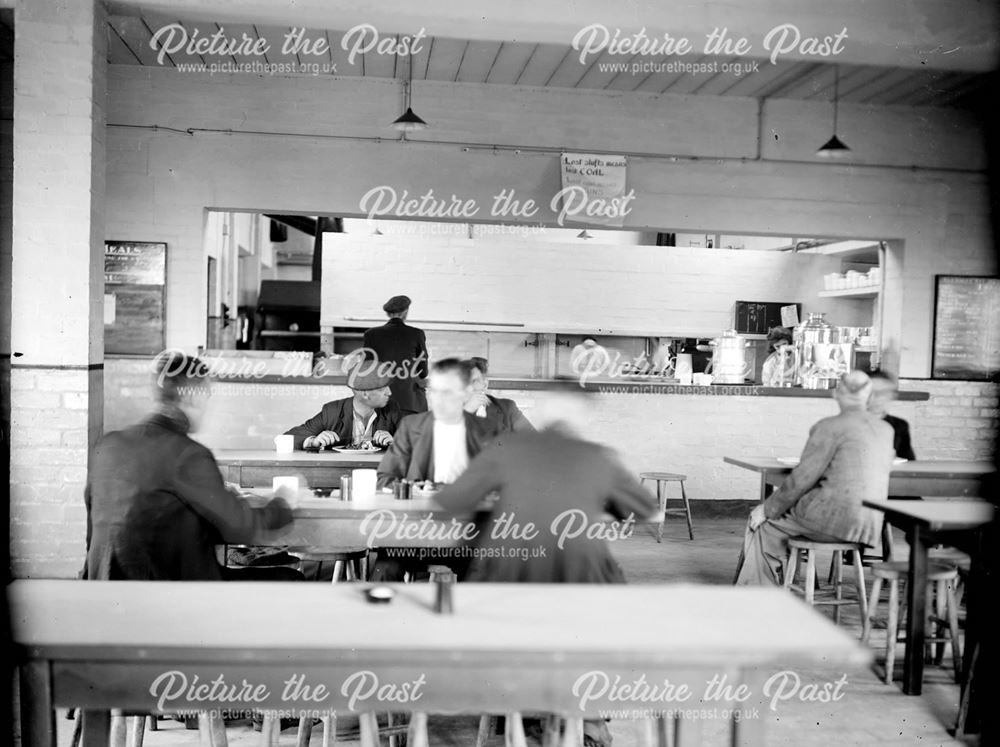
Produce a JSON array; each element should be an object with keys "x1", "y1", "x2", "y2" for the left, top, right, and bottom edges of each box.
[
  {"x1": 363, "y1": 295, "x2": 429, "y2": 416},
  {"x1": 283, "y1": 363, "x2": 401, "y2": 449}
]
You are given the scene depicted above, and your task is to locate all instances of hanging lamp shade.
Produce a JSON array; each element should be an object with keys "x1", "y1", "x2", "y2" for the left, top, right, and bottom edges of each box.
[
  {"x1": 817, "y1": 65, "x2": 850, "y2": 157},
  {"x1": 391, "y1": 106, "x2": 428, "y2": 132},
  {"x1": 816, "y1": 134, "x2": 850, "y2": 158}
]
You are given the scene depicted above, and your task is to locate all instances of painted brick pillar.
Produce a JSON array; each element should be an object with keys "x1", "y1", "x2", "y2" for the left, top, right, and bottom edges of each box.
[{"x1": 10, "y1": 0, "x2": 106, "y2": 577}]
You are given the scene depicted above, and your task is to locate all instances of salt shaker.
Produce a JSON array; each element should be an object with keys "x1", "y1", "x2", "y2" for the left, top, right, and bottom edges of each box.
[
  {"x1": 432, "y1": 569, "x2": 455, "y2": 614},
  {"x1": 340, "y1": 474, "x2": 352, "y2": 501}
]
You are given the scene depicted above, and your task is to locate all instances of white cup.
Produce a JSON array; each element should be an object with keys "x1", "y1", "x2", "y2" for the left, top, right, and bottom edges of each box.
[
  {"x1": 274, "y1": 434, "x2": 294, "y2": 454},
  {"x1": 351, "y1": 469, "x2": 378, "y2": 500},
  {"x1": 693, "y1": 373, "x2": 714, "y2": 386},
  {"x1": 272, "y1": 475, "x2": 301, "y2": 493}
]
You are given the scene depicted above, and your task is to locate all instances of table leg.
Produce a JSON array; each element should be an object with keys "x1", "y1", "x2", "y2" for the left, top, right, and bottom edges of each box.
[
  {"x1": 903, "y1": 524, "x2": 929, "y2": 695},
  {"x1": 81, "y1": 710, "x2": 111, "y2": 747},
  {"x1": 19, "y1": 661, "x2": 56, "y2": 747}
]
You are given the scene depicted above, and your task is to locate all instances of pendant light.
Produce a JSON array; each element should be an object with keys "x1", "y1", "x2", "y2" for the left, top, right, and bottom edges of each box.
[
  {"x1": 391, "y1": 52, "x2": 427, "y2": 132},
  {"x1": 817, "y1": 65, "x2": 849, "y2": 158}
]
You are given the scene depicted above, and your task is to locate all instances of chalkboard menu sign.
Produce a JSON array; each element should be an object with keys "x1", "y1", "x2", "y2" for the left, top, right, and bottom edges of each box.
[
  {"x1": 932, "y1": 275, "x2": 1000, "y2": 380},
  {"x1": 105, "y1": 241, "x2": 166, "y2": 355},
  {"x1": 734, "y1": 301, "x2": 802, "y2": 335}
]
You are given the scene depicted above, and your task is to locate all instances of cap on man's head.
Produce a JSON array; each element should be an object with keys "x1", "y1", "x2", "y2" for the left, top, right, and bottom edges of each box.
[
  {"x1": 345, "y1": 360, "x2": 392, "y2": 391},
  {"x1": 383, "y1": 295, "x2": 411, "y2": 314}
]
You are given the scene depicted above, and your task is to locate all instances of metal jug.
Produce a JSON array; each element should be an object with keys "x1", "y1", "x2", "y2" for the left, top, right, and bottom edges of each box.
[{"x1": 703, "y1": 329, "x2": 751, "y2": 384}]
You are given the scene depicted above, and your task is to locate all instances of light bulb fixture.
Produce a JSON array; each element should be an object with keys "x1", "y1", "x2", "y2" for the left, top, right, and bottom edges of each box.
[
  {"x1": 391, "y1": 53, "x2": 427, "y2": 132},
  {"x1": 817, "y1": 65, "x2": 850, "y2": 158}
]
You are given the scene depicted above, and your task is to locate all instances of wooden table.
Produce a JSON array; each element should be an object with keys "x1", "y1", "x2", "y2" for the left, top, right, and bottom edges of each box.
[
  {"x1": 11, "y1": 580, "x2": 870, "y2": 747},
  {"x1": 249, "y1": 493, "x2": 479, "y2": 549},
  {"x1": 215, "y1": 449, "x2": 383, "y2": 488},
  {"x1": 724, "y1": 457, "x2": 994, "y2": 503},
  {"x1": 862, "y1": 498, "x2": 995, "y2": 697}
]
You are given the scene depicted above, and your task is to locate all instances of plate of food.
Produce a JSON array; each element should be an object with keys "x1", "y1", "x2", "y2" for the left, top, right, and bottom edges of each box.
[
  {"x1": 776, "y1": 457, "x2": 799, "y2": 465},
  {"x1": 892, "y1": 457, "x2": 908, "y2": 465},
  {"x1": 332, "y1": 443, "x2": 384, "y2": 454},
  {"x1": 411, "y1": 480, "x2": 440, "y2": 494}
]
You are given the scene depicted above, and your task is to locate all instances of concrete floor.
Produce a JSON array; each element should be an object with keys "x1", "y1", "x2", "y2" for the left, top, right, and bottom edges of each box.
[{"x1": 53, "y1": 518, "x2": 976, "y2": 747}]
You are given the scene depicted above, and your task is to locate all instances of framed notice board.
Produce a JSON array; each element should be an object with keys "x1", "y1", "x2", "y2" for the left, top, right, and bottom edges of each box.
[
  {"x1": 734, "y1": 301, "x2": 802, "y2": 335},
  {"x1": 104, "y1": 241, "x2": 166, "y2": 355},
  {"x1": 931, "y1": 275, "x2": 1000, "y2": 380}
]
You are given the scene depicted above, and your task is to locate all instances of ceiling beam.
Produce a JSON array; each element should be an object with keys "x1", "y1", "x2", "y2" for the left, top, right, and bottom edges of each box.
[{"x1": 105, "y1": 0, "x2": 999, "y2": 72}]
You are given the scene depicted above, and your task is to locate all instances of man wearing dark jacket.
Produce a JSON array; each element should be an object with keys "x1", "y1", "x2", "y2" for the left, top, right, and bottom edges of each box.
[
  {"x1": 84, "y1": 353, "x2": 296, "y2": 581},
  {"x1": 363, "y1": 295, "x2": 429, "y2": 415},
  {"x1": 283, "y1": 368, "x2": 400, "y2": 449},
  {"x1": 376, "y1": 358, "x2": 496, "y2": 489},
  {"x1": 465, "y1": 357, "x2": 534, "y2": 435}
]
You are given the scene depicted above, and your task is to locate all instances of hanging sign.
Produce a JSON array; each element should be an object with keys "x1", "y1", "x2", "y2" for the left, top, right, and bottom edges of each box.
[{"x1": 558, "y1": 153, "x2": 633, "y2": 227}]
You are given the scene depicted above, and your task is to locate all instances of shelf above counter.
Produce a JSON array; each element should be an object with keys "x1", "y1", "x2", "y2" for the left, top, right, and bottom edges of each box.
[{"x1": 818, "y1": 287, "x2": 879, "y2": 299}]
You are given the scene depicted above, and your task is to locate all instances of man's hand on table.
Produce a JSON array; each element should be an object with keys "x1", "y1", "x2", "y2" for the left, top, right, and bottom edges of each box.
[
  {"x1": 748, "y1": 504, "x2": 767, "y2": 531},
  {"x1": 304, "y1": 431, "x2": 339, "y2": 449},
  {"x1": 372, "y1": 430, "x2": 394, "y2": 447}
]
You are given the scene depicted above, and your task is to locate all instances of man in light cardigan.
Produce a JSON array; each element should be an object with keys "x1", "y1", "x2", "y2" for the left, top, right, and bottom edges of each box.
[{"x1": 734, "y1": 370, "x2": 894, "y2": 586}]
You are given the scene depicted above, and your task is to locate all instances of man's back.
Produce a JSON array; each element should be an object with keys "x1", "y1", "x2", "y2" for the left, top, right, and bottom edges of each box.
[
  {"x1": 363, "y1": 319, "x2": 428, "y2": 412},
  {"x1": 85, "y1": 414, "x2": 286, "y2": 580}
]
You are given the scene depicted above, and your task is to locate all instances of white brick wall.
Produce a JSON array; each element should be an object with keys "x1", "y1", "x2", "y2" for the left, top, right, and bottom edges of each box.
[{"x1": 322, "y1": 235, "x2": 869, "y2": 337}]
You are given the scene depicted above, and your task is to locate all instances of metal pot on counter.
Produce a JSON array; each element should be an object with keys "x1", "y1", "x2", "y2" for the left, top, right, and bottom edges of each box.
[
  {"x1": 698, "y1": 329, "x2": 751, "y2": 384},
  {"x1": 794, "y1": 312, "x2": 853, "y2": 388}
]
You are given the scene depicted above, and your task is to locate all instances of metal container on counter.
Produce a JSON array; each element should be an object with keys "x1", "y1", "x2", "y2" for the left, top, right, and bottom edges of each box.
[
  {"x1": 339, "y1": 474, "x2": 352, "y2": 501},
  {"x1": 701, "y1": 329, "x2": 751, "y2": 384},
  {"x1": 794, "y1": 313, "x2": 852, "y2": 388}
]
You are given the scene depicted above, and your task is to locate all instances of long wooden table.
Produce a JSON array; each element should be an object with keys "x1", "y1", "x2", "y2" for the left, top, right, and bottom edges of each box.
[
  {"x1": 724, "y1": 457, "x2": 994, "y2": 503},
  {"x1": 250, "y1": 493, "x2": 480, "y2": 549},
  {"x1": 11, "y1": 580, "x2": 870, "y2": 747},
  {"x1": 862, "y1": 498, "x2": 995, "y2": 699},
  {"x1": 215, "y1": 449, "x2": 383, "y2": 488}
]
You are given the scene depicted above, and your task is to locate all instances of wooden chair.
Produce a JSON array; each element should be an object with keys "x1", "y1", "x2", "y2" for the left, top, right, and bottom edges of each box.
[
  {"x1": 784, "y1": 538, "x2": 868, "y2": 626},
  {"x1": 639, "y1": 472, "x2": 694, "y2": 541},
  {"x1": 861, "y1": 560, "x2": 963, "y2": 685}
]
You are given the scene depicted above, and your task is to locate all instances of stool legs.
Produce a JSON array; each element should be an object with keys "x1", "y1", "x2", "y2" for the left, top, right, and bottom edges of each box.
[
  {"x1": 783, "y1": 547, "x2": 799, "y2": 590},
  {"x1": 862, "y1": 576, "x2": 884, "y2": 644},
  {"x1": 476, "y1": 715, "x2": 496, "y2": 747},
  {"x1": 832, "y1": 552, "x2": 844, "y2": 625},
  {"x1": 680, "y1": 481, "x2": 694, "y2": 540},
  {"x1": 852, "y1": 550, "x2": 868, "y2": 622},
  {"x1": 803, "y1": 550, "x2": 817, "y2": 606}
]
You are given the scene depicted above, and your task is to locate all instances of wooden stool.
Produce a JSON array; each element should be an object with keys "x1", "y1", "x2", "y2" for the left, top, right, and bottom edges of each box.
[
  {"x1": 290, "y1": 547, "x2": 370, "y2": 582},
  {"x1": 861, "y1": 560, "x2": 963, "y2": 685},
  {"x1": 784, "y1": 538, "x2": 868, "y2": 626},
  {"x1": 639, "y1": 472, "x2": 694, "y2": 541}
]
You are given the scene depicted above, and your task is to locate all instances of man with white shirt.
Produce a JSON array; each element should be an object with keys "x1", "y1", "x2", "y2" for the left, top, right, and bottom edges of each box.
[
  {"x1": 376, "y1": 358, "x2": 495, "y2": 488},
  {"x1": 465, "y1": 357, "x2": 534, "y2": 435},
  {"x1": 373, "y1": 358, "x2": 497, "y2": 581}
]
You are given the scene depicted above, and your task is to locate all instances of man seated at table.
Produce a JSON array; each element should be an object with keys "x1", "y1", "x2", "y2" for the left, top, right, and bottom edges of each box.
[
  {"x1": 377, "y1": 357, "x2": 496, "y2": 488},
  {"x1": 465, "y1": 356, "x2": 534, "y2": 435},
  {"x1": 283, "y1": 364, "x2": 400, "y2": 450},
  {"x1": 373, "y1": 358, "x2": 497, "y2": 581},
  {"x1": 734, "y1": 370, "x2": 895, "y2": 586},
  {"x1": 83, "y1": 352, "x2": 299, "y2": 581}
]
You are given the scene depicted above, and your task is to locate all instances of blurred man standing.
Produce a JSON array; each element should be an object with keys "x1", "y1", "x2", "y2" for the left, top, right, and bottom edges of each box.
[{"x1": 363, "y1": 295, "x2": 429, "y2": 416}]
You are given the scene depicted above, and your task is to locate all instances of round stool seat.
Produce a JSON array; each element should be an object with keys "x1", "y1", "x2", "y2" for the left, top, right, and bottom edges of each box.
[
  {"x1": 788, "y1": 538, "x2": 865, "y2": 553},
  {"x1": 869, "y1": 560, "x2": 959, "y2": 582},
  {"x1": 639, "y1": 472, "x2": 687, "y2": 481}
]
